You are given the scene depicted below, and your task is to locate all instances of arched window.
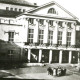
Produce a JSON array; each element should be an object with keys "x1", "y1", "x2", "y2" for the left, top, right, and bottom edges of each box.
[{"x1": 48, "y1": 8, "x2": 56, "y2": 14}]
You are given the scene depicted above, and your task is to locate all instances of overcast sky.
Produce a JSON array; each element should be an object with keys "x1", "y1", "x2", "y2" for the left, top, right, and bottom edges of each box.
[{"x1": 28, "y1": 0, "x2": 80, "y2": 21}]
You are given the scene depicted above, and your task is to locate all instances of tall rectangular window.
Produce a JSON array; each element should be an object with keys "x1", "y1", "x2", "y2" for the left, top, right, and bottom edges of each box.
[
  {"x1": 39, "y1": 19, "x2": 44, "y2": 25},
  {"x1": 67, "y1": 32, "x2": 71, "y2": 46},
  {"x1": 29, "y1": 18, "x2": 34, "y2": 24},
  {"x1": 58, "y1": 21, "x2": 63, "y2": 27},
  {"x1": 28, "y1": 29, "x2": 34, "y2": 43},
  {"x1": 39, "y1": 30, "x2": 44, "y2": 44},
  {"x1": 48, "y1": 30, "x2": 53, "y2": 45},
  {"x1": 23, "y1": 9, "x2": 25, "y2": 12},
  {"x1": 8, "y1": 32, "x2": 14, "y2": 42},
  {"x1": 67, "y1": 22, "x2": 72, "y2": 29},
  {"x1": 8, "y1": 50, "x2": 14, "y2": 59},
  {"x1": 49, "y1": 20, "x2": 53, "y2": 26},
  {"x1": 58, "y1": 31, "x2": 62, "y2": 45}
]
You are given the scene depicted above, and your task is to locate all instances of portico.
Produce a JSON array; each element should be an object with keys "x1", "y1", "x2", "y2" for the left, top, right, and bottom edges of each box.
[{"x1": 27, "y1": 48, "x2": 78, "y2": 64}]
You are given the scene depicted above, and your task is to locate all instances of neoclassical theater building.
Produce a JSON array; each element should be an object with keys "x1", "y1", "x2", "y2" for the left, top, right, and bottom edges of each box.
[{"x1": 0, "y1": 0, "x2": 80, "y2": 64}]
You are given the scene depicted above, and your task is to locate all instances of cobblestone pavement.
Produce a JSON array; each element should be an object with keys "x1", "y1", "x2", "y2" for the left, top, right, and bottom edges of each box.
[
  {"x1": 17, "y1": 73, "x2": 80, "y2": 80},
  {"x1": 1, "y1": 64, "x2": 80, "y2": 79}
]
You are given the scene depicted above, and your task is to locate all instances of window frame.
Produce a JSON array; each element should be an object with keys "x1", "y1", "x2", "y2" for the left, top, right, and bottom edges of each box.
[
  {"x1": 67, "y1": 32, "x2": 71, "y2": 46},
  {"x1": 58, "y1": 21, "x2": 63, "y2": 27},
  {"x1": 58, "y1": 31, "x2": 63, "y2": 45},
  {"x1": 8, "y1": 31, "x2": 14, "y2": 42},
  {"x1": 48, "y1": 8, "x2": 56, "y2": 14},
  {"x1": 23, "y1": 9, "x2": 25, "y2": 12},
  {"x1": 48, "y1": 30, "x2": 53, "y2": 45},
  {"x1": 49, "y1": 20, "x2": 53, "y2": 26},
  {"x1": 39, "y1": 29, "x2": 44, "y2": 44},
  {"x1": 39, "y1": 19, "x2": 44, "y2": 26},
  {"x1": 67, "y1": 22, "x2": 72, "y2": 29},
  {"x1": 29, "y1": 18, "x2": 34, "y2": 25},
  {"x1": 28, "y1": 29, "x2": 34, "y2": 43},
  {"x1": 8, "y1": 50, "x2": 14, "y2": 59}
]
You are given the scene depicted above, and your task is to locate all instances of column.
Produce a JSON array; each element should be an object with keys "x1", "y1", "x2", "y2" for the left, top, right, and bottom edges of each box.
[
  {"x1": 69, "y1": 51, "x2": 72, "y2": 63},
  {"x1": 71, "y1": 23, "x2": 76, "y2": 47},
  {"x1": 62, "y1": 22, "x2": 67, "y2": 47},
  {"x1": 24, "y1": 18, "x2": 29, "y2": 42},
  {"x1": 53, "y1": 21, "x2": 58, "y2": 46},
  {"x1": 28, "y1": 49, "x2": 31, "y2": 63},
  {"x1": 49, "y1": 50, "x2": 52, "y2": 63},
  {"x1": 33, "y1": 19, "x2": 39, "y2": 43},
  {"x1": 59, "y1": 50, "x2": 63, "y2": 64},
  {"x1": 39, "y1": 49, "x2": 42, "y2": 63},
  {"x1": 43, "y1": 20, "x2": 49, "y2": 44}
]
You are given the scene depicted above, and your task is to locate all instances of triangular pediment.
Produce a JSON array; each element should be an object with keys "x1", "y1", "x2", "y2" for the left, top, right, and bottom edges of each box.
[{"x1": 25, "y1": 1, "x2": 78, "y2": 20}]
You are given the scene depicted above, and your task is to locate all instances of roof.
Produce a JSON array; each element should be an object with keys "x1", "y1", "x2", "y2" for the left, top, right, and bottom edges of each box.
[
  {"x1": 76, "y1": 21, "x2": 80, "y2": 25},
  {"x1": 25, "y1": 1, "x2": 78, "y2": 20},
  {"x1": 0, "y1": 0, "x2": 38, "y2": 7},
  {"x1": 0, "y1": 9, "x2": 22, "y2": 18}
]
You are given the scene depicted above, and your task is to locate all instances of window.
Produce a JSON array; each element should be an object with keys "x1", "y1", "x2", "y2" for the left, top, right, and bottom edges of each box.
[
  {"x1": 6, "y1": 7, "x2": 9, "y2": 10},
  {"x1": 58, "y1": 21, "x2": 63, "y2": 27},
  {"x1": 10, "y1": 8, "x2": 13, "y2": 11},
  {"x1": 58, "y1": 31, "x2": 62, "y2": 45},
  {"x1": 28, "y1": 29, "x2": 34, "y2": 43},
  {"x1": 8, "y1": 32, "x2": 14, "y2": 42},
  {"x1": 15, "y1": 8, "x2": 17, "y2": 11},
  {"x1": 67, "y1": 22, "x2": 72, "y2": 29},
  {"x1": 67, "y1": 32, "x2": 71, "y2": 46},
  {"x1": 8, "y1": 50, "x2": 14, "y2": 59},
  {"x1": 29, "y1": 18, "x2": 34, "y2": 24},
  {"x1": 23, "y1": 9, "x2": 25, "y2": 12},
  {"x1": 48, "y1": 8, "x2": 56, "y2": 14},
  {"x1": 48, "y1": 30, "x2": 53, "y2": 45},
  {"x1": 39, "y1": 19, "x2": 44, "y2": 25},
  {"x1": 49, "y1": 20, "x2": 53, "y2": 26},
  {"x1": 19, "y1": 9, "x2": 21, "y2": 12},
  {"x1": 39, "y1": 30, "x2": 44, "y2": 44}
]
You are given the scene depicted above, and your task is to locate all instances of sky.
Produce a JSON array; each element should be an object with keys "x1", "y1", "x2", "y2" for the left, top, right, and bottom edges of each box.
[{"x1": 28, "y1": 0, "x2": 80, "y2": 21}]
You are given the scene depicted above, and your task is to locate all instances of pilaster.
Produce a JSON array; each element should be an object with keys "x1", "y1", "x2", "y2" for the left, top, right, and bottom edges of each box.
[
  {"x1": 69, "y1": 51, "x2": 72, "y2": 63},
  {"x1": 59, "y1": 50, "x2": 63, "y2": 64},
  {"x1": 49, "y1": 50, "x2": 52, "y2": 63},
  {"x1": 53, "y1": 21, "x2": 58, "y2": 46},
  {"x1": 28, "y1": 48, "x2": 31, "y2": 63},
  {"x1": 39, "y1": 49, "x2": 42, "y2": 63},
  {"x1": 33, "y1": 19, "x2": 39, "y2": 43},
  {"x1": 71, "y1": 23, "x2": 76, "y2": 47},
  {"x1": 62, "y1": 22, "x2": 67, "y2": 47},
  {"x1": 43, "y1": 20, "x2": 49, "y2": 44}
]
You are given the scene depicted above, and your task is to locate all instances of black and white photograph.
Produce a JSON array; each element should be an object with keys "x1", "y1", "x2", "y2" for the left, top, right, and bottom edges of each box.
[{"x1": 0, "y1": 0, "x2": 80, "y2": 79}]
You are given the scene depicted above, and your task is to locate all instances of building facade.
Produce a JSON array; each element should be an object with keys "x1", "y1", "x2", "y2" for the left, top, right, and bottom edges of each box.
[{"x1": 0, "y1": 0, "x2": 80, "y2": 64}]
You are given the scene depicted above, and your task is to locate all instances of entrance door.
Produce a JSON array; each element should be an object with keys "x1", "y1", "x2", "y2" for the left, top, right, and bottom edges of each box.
[
  {"x1": 41, "y1": 49, "x2": 49, "y2": 63},
  {"x1": 62, "y1": 51, "x2": 69, "y2": 63},
  {"x1": 52, "y1": 50, "x2": 59, "y2": 63},
  {"x1": 30, "y1": 49, "x2": 39, "y2": 63},
  {"x1": 71, "y1": 51, "x2": 78, "y2": 63}
]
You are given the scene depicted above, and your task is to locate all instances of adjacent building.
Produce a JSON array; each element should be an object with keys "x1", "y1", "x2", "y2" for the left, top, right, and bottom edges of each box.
[{"x1": 0, "y1": 0, "x2": 80, "y2": 64}]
